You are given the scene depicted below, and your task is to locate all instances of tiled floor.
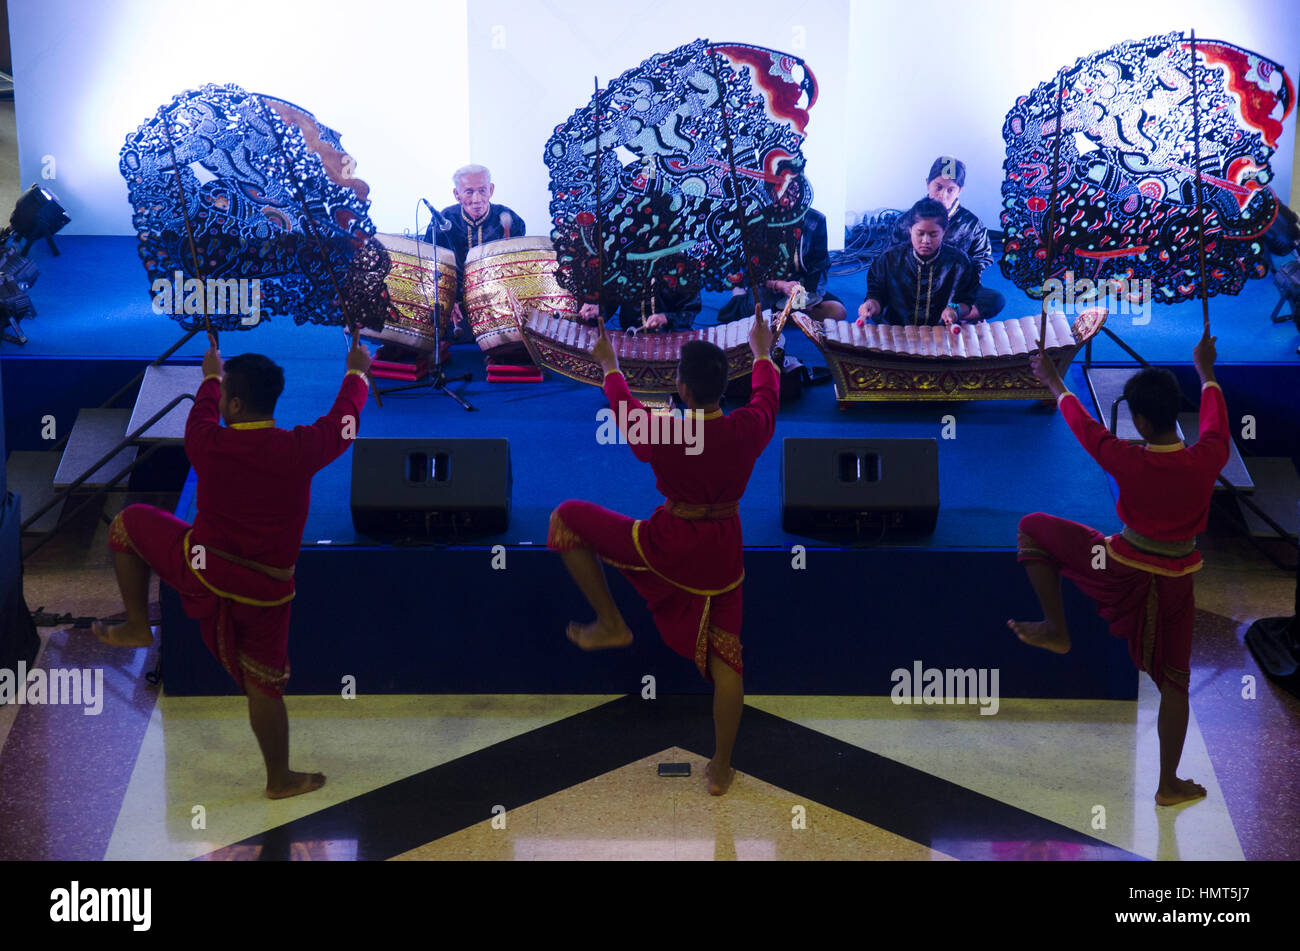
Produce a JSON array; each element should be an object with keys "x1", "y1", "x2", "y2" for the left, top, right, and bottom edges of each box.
[
  {"x1": 391, "y1": 748, "x2": 956, "y2": 862},
  {"x1": 1, "y1": 493, "x2": 1297, "y2": 861},
  {"x1": 0, "y1": 101, "x2": 18, "y2": 221}
]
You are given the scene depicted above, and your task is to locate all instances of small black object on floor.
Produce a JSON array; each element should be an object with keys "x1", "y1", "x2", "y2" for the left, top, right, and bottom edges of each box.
[{"x1": 1244, "y1": 537, "x2": 1300, "y2": 698}]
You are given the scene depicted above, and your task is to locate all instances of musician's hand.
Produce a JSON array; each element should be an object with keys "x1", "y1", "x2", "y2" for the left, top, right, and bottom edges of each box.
[
  {"x1": 579, "y1": 303, "x2": 601, "y2": 325},
  {"x1": 347, "y1": 337, "x2": 372, "y2": 375},
  {"x1": 858, "y1": 299, "x2": 881, "y2": 321},
  {"x1": 202, "y1": 339, "x2": 223, "y2": 379},
  {"x1": 1193, "y1": 326, "x2": 1217, "y2": 384},
  {"x1": 749, "y1": 312, "x2": 775, "y2": 358},
  {"x1": 941, "y1": 307, "x2": 958, "y2": 328},
  {"x1": 645, "y1": 313, "x2": 669, "y2": 331},
  {"x1": 450, "y1": 303, "x2": 465, "y2": 331},
  {"x1": 592, "y1": 333, "x2": 618, "y2": 373},
  {"x1": 1029, "y1": 346, "x2": 1065, "y2": 397}
]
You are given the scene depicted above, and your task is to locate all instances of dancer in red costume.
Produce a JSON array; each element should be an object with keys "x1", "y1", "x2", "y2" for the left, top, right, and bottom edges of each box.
[
  {"x1": 94, "y1": 337, "x2": 371, "y2": 799},
  {"x1": 549, "y1": 318, "x2": 779, "y2": 795},
  {"x1": 1010, "y1": 328, "x2": 1227, "y2": 806}
]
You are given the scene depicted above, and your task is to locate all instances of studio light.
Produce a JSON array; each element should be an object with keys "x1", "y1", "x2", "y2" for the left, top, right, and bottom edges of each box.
[
  {"x1": 0, "y1": 186, "x2": 62, "y2": 344},
  {"x1": 3, "y1": 184, "x2": 71, "y2": 256}
]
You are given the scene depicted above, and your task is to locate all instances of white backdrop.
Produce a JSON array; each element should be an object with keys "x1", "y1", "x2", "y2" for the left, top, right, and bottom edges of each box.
[
  {"x1": 463, "y1": 0, "x2": 850, "y2": 249},
  {"x1": 9, "y1": 0, "x2": 471, "y2": 236},
  {"x1": 844, "y1": 0, "x2": 1300, "y2": 236},
  {"x1": 9, "y1": 0, "x2": 1299, "y2": 246}
]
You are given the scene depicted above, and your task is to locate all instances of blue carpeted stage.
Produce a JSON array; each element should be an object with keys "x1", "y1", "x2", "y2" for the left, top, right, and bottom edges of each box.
[{"x1": 5, "y1": 237, "x2": 1299, "y2": 700}]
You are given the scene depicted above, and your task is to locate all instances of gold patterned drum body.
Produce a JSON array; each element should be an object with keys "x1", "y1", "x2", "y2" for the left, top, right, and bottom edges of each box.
[
  {"x1": 464, "y1": 237, "x2": 576, "y2": 355},
  {"x1": 362, "y1": 233, "x2": 457, "y2": 353}
]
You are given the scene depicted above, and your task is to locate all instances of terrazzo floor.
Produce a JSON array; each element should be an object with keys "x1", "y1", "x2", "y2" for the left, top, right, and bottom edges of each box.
[{"x1": 2, "y1": 492, "x2": 1295, "y2": 862}]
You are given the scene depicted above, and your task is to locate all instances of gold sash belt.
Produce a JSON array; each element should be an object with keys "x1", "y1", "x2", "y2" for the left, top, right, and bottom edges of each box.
[
  {"x1": 664, "y1": 500, "x2": 739, "y2": 520},
  {"x1": 203, "y1": 543, "x2": 296, "y2": 582}
]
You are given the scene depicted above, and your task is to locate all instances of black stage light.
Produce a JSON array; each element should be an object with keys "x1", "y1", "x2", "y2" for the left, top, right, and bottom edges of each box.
[
  {"x1": 3, "y1": 184, "x2": 71, "y2": 257},
  {"x1": 0, "y1": 245, "x2": 38, "y2": 287},
  {"x1": 0, "y1": 244, "x2": 39, "y2": 345},
  {"x1": 0, "y1": 277, "x2": 35, "y2": 345}
]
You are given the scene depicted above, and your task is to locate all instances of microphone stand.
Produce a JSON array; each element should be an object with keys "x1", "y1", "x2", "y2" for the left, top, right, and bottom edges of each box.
[{"x1": 375, "y1": 199, "x2": 476, "y2": 411}]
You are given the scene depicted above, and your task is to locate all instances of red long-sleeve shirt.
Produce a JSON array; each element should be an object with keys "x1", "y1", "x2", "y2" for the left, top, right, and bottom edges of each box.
[
  {"x1": 1058, "y1": 382, "x2": 1229, "y2": 543},
  {"x1": 184, "y1": 372, "x2": 369, "y2": 570},
  {"x1": 602, "y1": 356, "x2": 779, "y2": 591}
]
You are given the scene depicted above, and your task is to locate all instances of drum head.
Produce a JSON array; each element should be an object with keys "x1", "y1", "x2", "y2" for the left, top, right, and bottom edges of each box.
[
  {"x1": 376, "y1": 232, "x2": 455, "y2": 265},
  {"x1": 464, "y1": 235, "x2": 556, "y2": 265}
]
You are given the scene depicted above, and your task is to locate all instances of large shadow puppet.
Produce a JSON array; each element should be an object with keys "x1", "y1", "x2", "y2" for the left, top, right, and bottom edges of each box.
[
  {"x1": 1000, "y1": 32, "x2": 1295, "y2": 306},
  {"x1": 120, "y1": 83, "x2": 390, "y2": 336},
  {"x1": 544, "y1": 38, "x2": 819, "y2": 311}
]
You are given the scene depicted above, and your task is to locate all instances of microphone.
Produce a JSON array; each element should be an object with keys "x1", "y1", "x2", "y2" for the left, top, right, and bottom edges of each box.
[{"x1": 422, "y1": 198, "x2": 452, "y2": 233}]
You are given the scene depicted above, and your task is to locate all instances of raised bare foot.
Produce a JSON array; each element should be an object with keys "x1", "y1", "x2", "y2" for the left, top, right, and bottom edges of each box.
[
  {"x1": 266, "y1": 771, "x2": 326, "y2": 800},
  {"x1": 566, "y1": 619, "x2": 633, "y2": 651},
  {"x1": 92, "y1": 619, "x2": 155, "y2": 648},
  {"x1": 1155, "y1": 777, "x2": 1207, "y2": 807},
  {"x1": 705, "y1": 760, "x2": 735, "y2": 797},
  {"x1": 1007, "y1": 619, "x2": 1070, "y2": 654}
]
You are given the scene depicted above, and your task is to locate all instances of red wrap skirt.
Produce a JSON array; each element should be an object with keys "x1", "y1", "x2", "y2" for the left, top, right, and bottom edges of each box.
[
  {"x1": 109, "y1": 504, "x2": 295, "y2": 697},
  {"x1": 548, "y1": 499, "x2": 744, "y2": 681},
  {"x1": 1017, "y1": 512, "x2": 1196, "y2": 694}
]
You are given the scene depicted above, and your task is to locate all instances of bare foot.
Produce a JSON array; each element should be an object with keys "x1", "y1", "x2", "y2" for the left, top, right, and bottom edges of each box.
[
  {"x1": 1155, "y1": 777, "x2": 1207, "y2": 807},
  {"x1": 266, "y1": 771, "x2": 326, "y2": 800},
  {"x1": 92, "y1": 619, "x2": 155, "y2": 647},
  {"x1": 705, "y1": 760, "x2": 735, "y2": 796},
  {"x1": 566, "y1": 619, "x2": 633, "y2": 651},
  {"x1": 1007, "y1": 619, "x2": 1070, "y2": 654}
]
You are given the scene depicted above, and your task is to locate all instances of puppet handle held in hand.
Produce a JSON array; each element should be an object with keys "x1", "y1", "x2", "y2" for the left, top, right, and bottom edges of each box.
[{"x1": 749, "y1": 309, "x2": 775, "y2": 361}]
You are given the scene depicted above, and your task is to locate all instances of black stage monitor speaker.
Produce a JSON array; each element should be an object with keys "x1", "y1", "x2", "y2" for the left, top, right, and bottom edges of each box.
[
  {"x1": 780, "y1": 437, "x2": 939, "y2": 537},
  {"x1": 350, "y1": 438, "x2": 511, "y2": 541},
  {"x1": 1243, "y1": 501, "x2": 1300, "y2": 697}
]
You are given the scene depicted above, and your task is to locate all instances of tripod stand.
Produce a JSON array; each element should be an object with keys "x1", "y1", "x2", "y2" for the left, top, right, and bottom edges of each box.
[
  {"x1": 369, "y1": 204, "x2": 477, "y2": 411},
  {"x1": 375, "y1": 353, "x2": 476, "y2": 410}
]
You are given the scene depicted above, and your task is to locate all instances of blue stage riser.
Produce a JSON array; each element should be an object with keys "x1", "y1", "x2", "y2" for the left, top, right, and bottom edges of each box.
[
  {"x1": 9, "y1": 235, "x2": 1298, "y2": 703},
  {"x1": 1159, "y1": 363, "x2": 1300, "y2": 463},
  {"x1": 3, "y1": 357, "x2": 148, "y2": 454},
  {"x1": 161, "y1": 545, "x2": 1133, "y2": 700},
  {"x1": 7, "y1": 357, "x2": 1296, "y2": 470}
]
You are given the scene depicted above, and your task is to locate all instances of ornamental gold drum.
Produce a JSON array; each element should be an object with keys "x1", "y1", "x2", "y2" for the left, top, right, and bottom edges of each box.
[
  {"x1": 362, "y1": 233, "x2": 458, "y2": 353},
  {"x1": 464, "y1": 236, "x2": 576, "y2": 358}
]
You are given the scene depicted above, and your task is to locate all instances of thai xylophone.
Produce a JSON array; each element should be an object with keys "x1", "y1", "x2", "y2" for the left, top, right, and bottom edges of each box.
[
  {"x1": 512, "y1": 305, "x2": 790, "y2": 393},
  {"x1": 792, "y1": 308, "x2": 1107, "y2": 402}
]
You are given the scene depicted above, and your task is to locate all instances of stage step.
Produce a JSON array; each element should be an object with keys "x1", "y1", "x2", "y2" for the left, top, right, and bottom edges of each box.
[
  {"x1": 53, "y1": 408, "x2": 137, "y2": 490},
  {"x1": 5, "y1": 451, "x2": 65, "y2": 533},
  {"x1": 1238, "y1": 458, "x2": 1300, "y2": 538},
  {"x1": 1177, "y1": 412, "x2": 1254, "y2": 492},
  {"x1": 1086, "y1": 369, "x2": 1254, "y2": 492},
  {"x1": 1085, "y1": 367, "x2": 1141, "y2": 439},
  {"x1": 127, "y1": 364, "x2": 204, "y2": 443}
]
